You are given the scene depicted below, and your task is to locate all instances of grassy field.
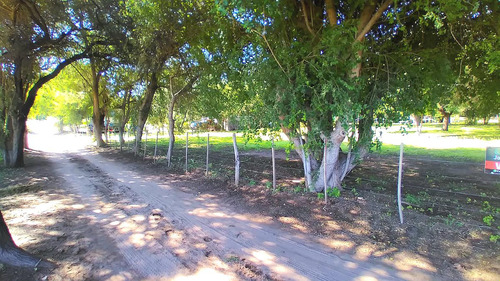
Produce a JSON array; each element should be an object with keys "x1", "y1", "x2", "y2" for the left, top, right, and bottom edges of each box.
[
  {"x1": 374, "y1": 143, "x2": 486, "y2": 162},
  {"x1": 391, "y1": 123, "x2": 500, "y2": 140},
  {"x1": 133, "y1": 133, "x2": 293, "y2": 152},
  {"x1": 124, "y1": 131, "x2": 489, "y2": 163}
]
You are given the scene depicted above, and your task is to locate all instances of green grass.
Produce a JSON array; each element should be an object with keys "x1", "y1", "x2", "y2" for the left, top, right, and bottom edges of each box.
[
  {"x1": 374, "y1": 143, "x2": 485, "y2": 162},
  {"x1": 391, "y1": 124, "x2": 500, "y2": 140},
  {"x1": 109, "y1": 131, "x2": 489, "y2": 162},
  {"x1": 139, "y1": 133, "x2": 292, "y2": 152}
]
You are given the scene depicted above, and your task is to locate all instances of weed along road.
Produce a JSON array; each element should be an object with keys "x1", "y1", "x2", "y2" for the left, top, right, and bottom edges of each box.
[{"x1": 44, "y1": 147, "x2": 439, "y2": 281}]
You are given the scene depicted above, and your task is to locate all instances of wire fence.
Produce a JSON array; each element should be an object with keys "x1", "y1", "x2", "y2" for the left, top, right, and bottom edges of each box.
[{"x1": 105, "y1": 131, "x2": 500, "y2": 230}]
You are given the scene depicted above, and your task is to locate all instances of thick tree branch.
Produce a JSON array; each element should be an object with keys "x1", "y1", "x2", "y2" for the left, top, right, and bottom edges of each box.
[
  {"x1": 325, "y1": 0, "x2": 337, "y2": 27},
  {"x1": 355, "y1": 0, "x2": 393, "y2": 42},
  {"x1": 301, "y1": 0, "x2": 315, "y2": 35},
  {"x1": 22, "y1": 50, "x2": 90, "y2": 116},
  {"x1": 253, "y1": 30, "x2": 288, "y2": 77},
  {"x1": 173, "y1": 75, "x2": 199, "y2": 98},
  {"x1": 19, "y1": 0, "x2": 49, "y2": 36},
  {"x1": 29, "y1": 28, "x2": 76, "y2": 52}
]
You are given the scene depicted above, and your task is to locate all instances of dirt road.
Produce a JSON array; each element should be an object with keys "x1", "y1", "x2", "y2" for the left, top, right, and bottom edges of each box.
[{"x1": 37, "y1": 147, "x2": 436, "y2": 281}]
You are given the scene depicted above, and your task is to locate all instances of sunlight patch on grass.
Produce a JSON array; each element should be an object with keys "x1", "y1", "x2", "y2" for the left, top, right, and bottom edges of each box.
[
  {"x1": 124, "y1": 131, "x2": 489, "y2": 162},
  {"x1": 389, "y1": 124, "x2": 500, "y2": 140},
  {"x1": 142, "y1": 133, "x2": 291, "y2": 152},
  {"x1": 374, "y1": 143, "x2": 485, "y2": 162}
]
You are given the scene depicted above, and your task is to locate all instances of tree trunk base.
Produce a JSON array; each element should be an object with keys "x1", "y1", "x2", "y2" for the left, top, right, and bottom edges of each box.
[{"x1": 0, "y1": 245, "x2": 55, "y2": 269}]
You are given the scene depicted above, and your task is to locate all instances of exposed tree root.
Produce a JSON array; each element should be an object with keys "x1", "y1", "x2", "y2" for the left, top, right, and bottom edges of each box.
[{"x1": 0, "y1": 246, "x2": 55, "y2": 269}]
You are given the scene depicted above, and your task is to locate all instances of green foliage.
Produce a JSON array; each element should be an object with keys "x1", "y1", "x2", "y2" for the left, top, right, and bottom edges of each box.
[
  {"x1": 31, "y1": 65, "x2": 93, "y2": 126},
  {"x1": 490, "y1": 234, "x2": 500, "y2": 243},
  {"x1": 351, "y1": 188, "x2": 359, "y2": 197},
  {"x1": 327, "y1": 187, "x2": 341, "y2": 198},
  {"x1": 483, "y1": 215, "x2": 494, "y2": 227},
  {"x1": 405, "y1": 194, "x2": 422, "y2": 205},
  {"x1": 318, "y1": 187, "x2": 341, "y2": 199},
  {"x1": 444, "y1": 214, "x2": 461, "y2": 226}
]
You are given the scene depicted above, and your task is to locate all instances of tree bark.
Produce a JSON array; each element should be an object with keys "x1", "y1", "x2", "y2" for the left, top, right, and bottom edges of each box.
[
  {"x1": 118, "y1": 89, "x2": 133, "y2": 150},
  {"x1": 90, "y1": 58, "x2": 105, "y2": 147},
  {"x1": 412, "y1": 114, "x2": 422, "y2": 134},
  {"x1": 135, "y1": 71, "x2": 159, "y2": 152},
  {"x1": 165, "y1": 75, "x2": 198, "y2": 165},
  {"x1": 438, "y1": 105, "x2": 451, "y2": 131},
  {"x1": 0, "y1": 210, "x2": 53, "y2": 268},
  {"x1": 4, "y1": 116, "x2": 26, "y2": 167}
]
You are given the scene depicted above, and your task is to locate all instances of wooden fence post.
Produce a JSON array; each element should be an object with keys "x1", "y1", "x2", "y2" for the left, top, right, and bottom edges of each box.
[
  {"x1": 185, "y1": 132, "x2": 189, "y2": 173},
  {"x1": 298, "y1": 134, "x2": 311, "y2": 190},
  {"x1": 154, "y1": 131, "x2": 159, "y2": 161},
  {"x1": 127, "y1": 128, "x2": 130, "y2": 150},
  {"x1": 206, "y1": 133, "x2": 210, "y2": 176},
  {"x1": 397, "y1": 142, "x2": 404, "y2": 224},
  {"x1": 232, "y1": 133, "x2": 240, "y2": 186},
  {"x1": 134, "y1": 130, "x2": 138, "y2": 156},
  {"x1": 271, "y1": 136, "x2": 276, "y2": 190},
  {"x1": 143, "y1": 130, "x2": 148, "y2": 158},
  {"x1": 323, "y1": 138, "x2": 328, "y2": 204}
]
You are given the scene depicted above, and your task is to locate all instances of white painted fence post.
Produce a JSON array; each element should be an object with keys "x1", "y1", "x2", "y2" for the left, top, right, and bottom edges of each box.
[
  {"x1": 143, "y1": 130, "x2": 148, "y2": 158},
  {"x1": 134, "y1": 130, "x2": 138, "y2": 156},
  {"x1": 206, "y1": 133, "x2": 210, "y2": 176},
  {"x1": 271, "y1": 136, "x2": 276, "y2": 190},
  {"x1": 232, "y1": 133, "x2": 240, "y2": 186},
  {"x1": 154, "y1": 131, "x2": 159, "y2": 161},
  {"x1": 397, "y1": 142, "x2": 404, "y2": 224},
  {"x1": 185, "y1": 132, "x2": 189, "y2": 173},
  {"x1": 323, "y1": 138, "x2": 328, "y2": 205}
]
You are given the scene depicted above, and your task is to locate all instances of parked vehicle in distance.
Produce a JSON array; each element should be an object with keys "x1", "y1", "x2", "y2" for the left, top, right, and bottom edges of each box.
[{"x1": 422, "y1": 116, "x2": 435, "y2": 123}]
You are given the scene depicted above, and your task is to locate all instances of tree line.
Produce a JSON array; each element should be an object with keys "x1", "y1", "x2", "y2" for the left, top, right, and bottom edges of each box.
[{"x1": 1, "y1": 0, "x2": 498, "y2": 189}]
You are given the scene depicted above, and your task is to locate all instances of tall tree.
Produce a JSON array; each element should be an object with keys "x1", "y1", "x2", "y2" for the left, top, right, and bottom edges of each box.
[
  {"x1": 0, "y1": 0, "x2": 98, "y2": 267},
  {"x1": 123, "y1": 1, "x2": 185, "y2": 151},
  {"x1": 108, "y1": 66, "x2": 139, "y2": 148},
  {"x1": 0, "y1": 0, "x2": 95, "y2": 167},
  {"x1": 221, "y1": 0, "x2": 484, "y2": 191}
]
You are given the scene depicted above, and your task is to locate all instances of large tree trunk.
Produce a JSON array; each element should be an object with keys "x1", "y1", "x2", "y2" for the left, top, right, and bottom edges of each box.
[
  {"x1": 118, "y1": 89, "x2": 133, "y2": 150},
  {"x1": 4, "y1": 116, "x2": 26, "y2": 167},
  {"x1": 91, "y1": 59, "x2": 105, "y2": 147},
  {"x1": 135, "y1": 71, "x2": 159, "y2": 152},
  {"x1": 118, "y1": 128, "x2": 125, "y2": 151},
  {"x1": 164, "y1": 75, "x2": 198, "y2": 164},
  {"x1": 412, "y1": 114, "x2": 423, "y2": 134},
  {"x1": 442, "y1": 113, "x2": 450, "y2": 131},
  {"x1": 0, "y1": 210, "x2": 53, "y2": 268},
  {"x1": 438, "y1": 106, "x2": 451, "y2": 131},
  {"x1": 313, "y1": 123, "x2": 347, "y2": 192}
]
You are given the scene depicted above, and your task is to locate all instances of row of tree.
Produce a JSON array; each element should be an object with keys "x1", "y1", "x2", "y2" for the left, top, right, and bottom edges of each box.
[{"x1": 1, "y1": 0, "x2": 499, "y2": 189}]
